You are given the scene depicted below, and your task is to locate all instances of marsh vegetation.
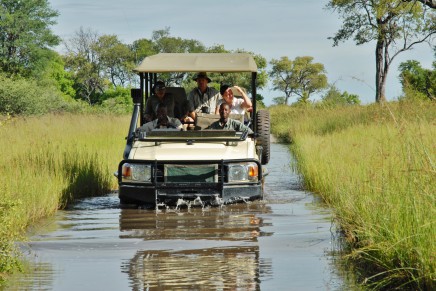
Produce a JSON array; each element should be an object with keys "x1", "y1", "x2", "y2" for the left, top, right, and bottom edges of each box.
[{"x1": 270, "y1": 100, "x2": 435, "y2": 289}]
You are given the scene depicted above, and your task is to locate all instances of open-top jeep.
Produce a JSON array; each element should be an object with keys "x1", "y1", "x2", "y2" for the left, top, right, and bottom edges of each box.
[{"x1": 116, "y1": 53, "x2": 270, "y2": 206}]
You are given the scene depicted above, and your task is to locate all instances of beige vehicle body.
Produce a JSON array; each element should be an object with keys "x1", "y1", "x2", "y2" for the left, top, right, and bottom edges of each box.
[{"x1": 116, "y1": 53, "x2": 270, "y2": 206}]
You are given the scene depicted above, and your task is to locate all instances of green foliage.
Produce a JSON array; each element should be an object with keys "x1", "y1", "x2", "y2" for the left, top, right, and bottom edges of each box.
[
  {"x1": 100, "y1": 86, "x2": 133, "y2": 114},
  {"x1": 130, "y1": 38, "x2": 157, "y2": 65},
  {"x1": 35, "y1": 50, "x2": 76, "y2": 99},
  {"x1": 321, "y1": 84, "x2": 361, "y2": 106},
  {"x1": 399, "y1": 60, "x2": 436, "y2": 101},
  {"x1": 63, "y1": 28, "x2": 107, "y2": 104},
  {"x1": 326, "y1": 0, "x2": 436, "y2": 102},
  {"x1": 152, "y1": 27, "x2": 206, "y2": 53},
  {"x1": 269, "y1": 56, "x2": 328, "y2": 104},
  {"x1": 96, "y1": 35, "x2": 135, "y2": 88},
  {"x1": 0, "y1": 0, "x2": 60, "y2": 76},
  {"x1": 272, "y1": 97, "x2": 286, "y2": 105},
  {"x1": 0, "y1": 73, "x2": 71, "y2": 115}
]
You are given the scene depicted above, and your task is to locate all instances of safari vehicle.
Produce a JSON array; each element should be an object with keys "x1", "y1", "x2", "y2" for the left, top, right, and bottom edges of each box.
[{"x1": 116, "y1": 53, "x2": 270, "y2": 206}]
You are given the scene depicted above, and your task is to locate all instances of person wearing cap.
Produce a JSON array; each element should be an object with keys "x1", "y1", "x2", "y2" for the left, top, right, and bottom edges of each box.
[
  {"x1": 206, "y1": 103, "x2": 253, "y2": 134},
  {"x1": 144, "y1": 80, "x2": 175, "y2": 122},
  {"x1": 215, "y1": 84, "x2": 252, "y2": 115},
  {"x1": 186, "y1": 72, "x2": 220, "y2": 121}
]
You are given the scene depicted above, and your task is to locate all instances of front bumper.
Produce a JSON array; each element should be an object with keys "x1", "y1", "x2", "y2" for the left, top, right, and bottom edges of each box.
[{"x1": 117, "y1": 159, "x2": 263, "y2": 205}]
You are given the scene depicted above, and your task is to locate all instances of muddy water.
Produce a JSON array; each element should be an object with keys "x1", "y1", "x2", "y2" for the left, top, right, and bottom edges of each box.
[{"x1": 8, "y1": 142, "x2": 353, "y2": 290}]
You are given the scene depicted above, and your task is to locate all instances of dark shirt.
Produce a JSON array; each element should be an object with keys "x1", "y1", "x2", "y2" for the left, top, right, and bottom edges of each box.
[{"x1": 145, "y1": 94, "x2": 175, "y2": 120}]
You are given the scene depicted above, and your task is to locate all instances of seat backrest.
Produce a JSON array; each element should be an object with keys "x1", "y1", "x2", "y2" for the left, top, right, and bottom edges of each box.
[
  {"x1": 165, "y1": 87, "x2": 188, "y2": 119},
  {"x1": 195, "y1": 113, "x2": 220, "y2": 130},
  {"x1": 195, "y1": 113, "x2": 244, "y2": 130}
]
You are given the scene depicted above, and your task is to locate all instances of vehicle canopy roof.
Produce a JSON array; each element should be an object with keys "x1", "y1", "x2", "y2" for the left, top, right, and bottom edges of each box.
[{"x1": 134, "y1": 53, "x2": 258, "y2": 73}]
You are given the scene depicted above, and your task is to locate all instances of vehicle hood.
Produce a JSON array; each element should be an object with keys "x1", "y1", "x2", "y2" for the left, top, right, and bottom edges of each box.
[{"x1": 129, "y1": 140, "x2": 257, "y2": 161}]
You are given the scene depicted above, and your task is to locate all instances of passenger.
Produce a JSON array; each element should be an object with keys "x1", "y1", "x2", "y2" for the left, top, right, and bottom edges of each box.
[
  {"x1": 186, "y1": 72, "x2": 220, "y2": 121},
  {"x1": 144, "y1": 80, "x2": 175, "y2": 122},
  {"x1": 178, "y1": 99, "x2": 195, "y2": 130},
  {"x1": 215, "y1": 84, "x2": 252, "y2": 115},
  {"x1": 138, "y1": 103, "x2": 183, "y2": 132},
  {"x1": 207, "y1": 103, "x2": 253, "y2": 134}
]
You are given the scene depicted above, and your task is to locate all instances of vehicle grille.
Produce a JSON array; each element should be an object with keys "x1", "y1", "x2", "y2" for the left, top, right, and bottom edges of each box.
[{"x1": 155, "y1": 163, "x2": 223, "y2": 183}]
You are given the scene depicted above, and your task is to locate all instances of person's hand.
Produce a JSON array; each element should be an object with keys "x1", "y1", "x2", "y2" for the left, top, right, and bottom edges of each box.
[{"x1": 233, "y1": 85, "x2": 243, "y2": 93}]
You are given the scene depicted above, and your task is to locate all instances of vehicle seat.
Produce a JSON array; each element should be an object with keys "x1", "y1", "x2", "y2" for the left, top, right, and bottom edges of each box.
[{"x1": 165, "y1": 87, "x2": 188, "y2": 119}]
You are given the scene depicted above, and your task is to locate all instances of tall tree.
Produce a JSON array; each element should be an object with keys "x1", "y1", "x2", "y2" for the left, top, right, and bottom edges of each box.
[
  {"x1": 269, "y1": 56, "x2": 328, "y2": 104},
  {"x1": 96, "y1": 35, "x2": 134, "y2": 88},
  {"x1": 63, "y1": 27, "x2": 104, "y2": 104},
  {"x1": 0, "y1": 0, "x2": 60, "y2": 76},
  {"x1": 327, "y1": 0, "x2": 436, "y2": 102}
]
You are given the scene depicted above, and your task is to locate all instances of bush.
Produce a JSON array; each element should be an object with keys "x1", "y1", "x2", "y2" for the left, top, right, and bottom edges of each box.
[{"x1": 0, "y1": 74, "x2": 69, "y2": 115}]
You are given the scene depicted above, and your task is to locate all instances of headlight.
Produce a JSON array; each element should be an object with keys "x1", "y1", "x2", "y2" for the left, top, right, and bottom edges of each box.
[
  {"x1": 227, "y1": 162, "x2": 258, "y2": 182},
  {"x1": 122, "y1": 163, "x2": 152, "y2": 183}
]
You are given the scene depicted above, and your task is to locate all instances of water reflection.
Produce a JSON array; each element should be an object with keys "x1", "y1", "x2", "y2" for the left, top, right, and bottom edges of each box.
[
  {"x1": 119, "y1": 203, "x2": 272, "y2": 241},
  {"x1": 118, "y1": 204, "x2": 273, "y2": 290},
  {"x1": 125, "y1": 246, "x2": 263, "y2": 290}
]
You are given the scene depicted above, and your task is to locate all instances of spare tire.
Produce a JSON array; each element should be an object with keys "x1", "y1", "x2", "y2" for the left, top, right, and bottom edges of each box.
[{"x1": 256, "y1": 110, "x2": 270, "y2": 165}]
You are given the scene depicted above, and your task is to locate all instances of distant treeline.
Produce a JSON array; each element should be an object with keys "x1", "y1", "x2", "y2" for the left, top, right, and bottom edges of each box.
[{"x1": 1, "y1": 1, "x2": 434, "y2": 116}]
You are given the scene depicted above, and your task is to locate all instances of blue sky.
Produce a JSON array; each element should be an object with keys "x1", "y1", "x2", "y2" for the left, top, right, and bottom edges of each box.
[{"x1": 48, "y1": 0, "x2": 435, "y2": 105}]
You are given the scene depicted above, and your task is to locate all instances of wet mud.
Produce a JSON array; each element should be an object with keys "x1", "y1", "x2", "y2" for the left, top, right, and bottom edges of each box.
[{"x1": 7, "y1": 142, "x2": 354, "y2": 290}]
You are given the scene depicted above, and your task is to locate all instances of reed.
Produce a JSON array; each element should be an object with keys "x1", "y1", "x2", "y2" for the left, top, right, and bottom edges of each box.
[
  {"x1": 270, "y1": 100, "x2": 435, "y2": 289},
  {"x1": 0, "y1": 113, "x2": 129, "y2": 281}
]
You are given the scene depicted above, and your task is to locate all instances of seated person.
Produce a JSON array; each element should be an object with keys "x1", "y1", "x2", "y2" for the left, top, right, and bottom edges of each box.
[
  {"x1": 186, "y1": 72, "x2": 220, "y2": 121},
  {"x1": 215, "y1": 84, "x2": 252, "y2": 115},
  {"x1": 206, "y1": 103, "x2": 253, "y2": 134},
  {"x1": 144, "y1": 80, "x2": 175, "y2": 122},
  {"x1": 180, "y1": 100, "x2": 194, "y2": 130},
  {"x1": 138, "y1": 103, "x2": 183, "y2": 133}
]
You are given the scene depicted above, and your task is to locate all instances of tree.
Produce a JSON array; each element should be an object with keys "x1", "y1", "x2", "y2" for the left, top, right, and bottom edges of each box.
[
  {"x1": 321, "y1": 84, "x2": 361, "y2": 106},
  {"x1": 209, "y1": 48, "x2": 268, "y2": 94},
  {"x1": 150, "y1": 27, "x2": 207, "y2": 86},
  {"x1": 0, "y1": 0, "x2": 60, "y2": 76},
  {"x1": 130, "y1": 38, "x2": 157, "y2": 65},
  {"x1": 152, "y1": 27, "x2": 206, "y2": 54},
  {"x1": 63, "y1": 27, "x2": 105, "y2": 104},
  {"x1": 327, "y1": 0, "x2": 436, "y2": 103},
  {"x1": 96, "y1": 35, "x2": 134, "y2": 88},
  {"x1": 269, "y1": 56, "x2": 328, "y2": 104},
  {"x1": 399, "y1": 59, "x2": 435, "y2": 100}
]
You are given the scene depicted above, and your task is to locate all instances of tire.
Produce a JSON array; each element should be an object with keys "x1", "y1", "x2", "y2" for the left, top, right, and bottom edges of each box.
[{"x1": 256, "y1": 110, "x2": 270, "y2": 165}]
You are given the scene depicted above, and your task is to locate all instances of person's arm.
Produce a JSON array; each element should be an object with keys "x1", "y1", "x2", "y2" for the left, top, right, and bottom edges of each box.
[
  {"x1": 144, "y1": 98, "x2": 154, "y2": 122},
  {"x1": 234, "y1": 86, "x2": 252, "y2": 109},
  {"x1": 186, "y1": 91, "x2": 197, "y2": 121}
]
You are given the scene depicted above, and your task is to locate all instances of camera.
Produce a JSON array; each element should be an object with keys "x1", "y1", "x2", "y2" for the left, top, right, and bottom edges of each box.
[{"x1": 201, "y1": 106, "x2": 210, "y2": 113}]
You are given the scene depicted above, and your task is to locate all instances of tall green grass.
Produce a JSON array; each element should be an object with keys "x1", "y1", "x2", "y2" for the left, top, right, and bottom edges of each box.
[
  {"x1": 0, "y1": 114, "x2": 129, "y2": 282},
  {"x1": 270, "y1": 101, "x2": 435, "y2": 289}
]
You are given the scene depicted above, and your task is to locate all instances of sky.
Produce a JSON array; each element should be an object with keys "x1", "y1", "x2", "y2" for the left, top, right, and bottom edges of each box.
[{"x1": 48, "y1": 0, "x2": 435, "y2": 105}]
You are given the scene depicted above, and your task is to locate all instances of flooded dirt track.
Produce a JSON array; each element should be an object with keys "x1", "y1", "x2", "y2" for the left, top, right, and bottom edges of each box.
[{"x1": 7, "y1": 142, "x2": 354, "y2": 291}]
